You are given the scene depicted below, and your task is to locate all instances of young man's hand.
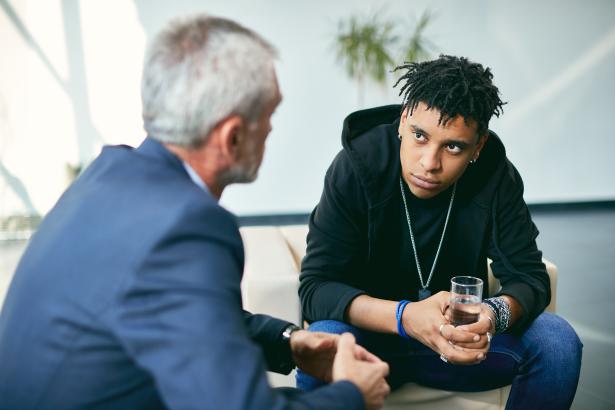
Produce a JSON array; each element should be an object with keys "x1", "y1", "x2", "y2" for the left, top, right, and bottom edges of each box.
[
  {"x1": 402, "y1": 291, "x2": 488, "y2": 365},
  {"x1": 443, "y1": 304, "x2": 494, "y2": 351}
]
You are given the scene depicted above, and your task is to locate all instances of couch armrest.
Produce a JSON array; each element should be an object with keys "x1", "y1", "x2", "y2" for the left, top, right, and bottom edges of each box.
[
  {"x1": 240, "y1": 226, "x2": 302, "y2": 324},
  {"x1": 487, "y1": 259, "x2": 557, "y2": 312}
]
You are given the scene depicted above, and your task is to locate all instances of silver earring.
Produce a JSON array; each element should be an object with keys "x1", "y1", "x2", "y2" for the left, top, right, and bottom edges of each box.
[
  {"x1": 398, "y1": 134, "x2": 402, "y2": 141},
  {"x1": 469, "y1": 159, "x2": 476, "y2": 164}
]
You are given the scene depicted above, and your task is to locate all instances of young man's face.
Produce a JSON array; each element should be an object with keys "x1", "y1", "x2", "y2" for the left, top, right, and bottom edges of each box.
[{"x1": 398, "y1": 101, "x2": 487, "y2": 199}]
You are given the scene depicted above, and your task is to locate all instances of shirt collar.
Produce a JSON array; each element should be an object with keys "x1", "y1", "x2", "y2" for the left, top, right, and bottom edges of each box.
[{"x1": 182, "y1": 162, "x2": 214, "y2": 199}]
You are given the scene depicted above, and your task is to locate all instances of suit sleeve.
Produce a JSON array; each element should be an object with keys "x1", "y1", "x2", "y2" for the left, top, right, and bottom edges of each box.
[
  {"x1": 243, "y1": 311, "x2": 296, "y2": 375},
  {"x1": 106, "y1": 205, "x2": 364, "y2": 410},
  {"x1": 487, "y1": 160, "x2": 551, "y2": 332},
  {"x1": 299, "y1": 151, "x2": 369, "y2": 323}
]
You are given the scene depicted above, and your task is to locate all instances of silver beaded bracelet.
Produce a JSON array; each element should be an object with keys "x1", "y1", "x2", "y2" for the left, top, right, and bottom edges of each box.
[{"x1": 482, "y1": 297, "x2": 511, "y2": 334}]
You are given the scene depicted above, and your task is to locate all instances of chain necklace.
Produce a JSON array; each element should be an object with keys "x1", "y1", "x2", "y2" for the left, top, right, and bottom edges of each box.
[{"x1": 399, "y1": 175, "x2": 456, "y2": 301}]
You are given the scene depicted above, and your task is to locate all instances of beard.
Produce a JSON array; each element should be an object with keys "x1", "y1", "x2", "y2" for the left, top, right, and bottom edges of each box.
[{"x1": 219, "y1": 157, "x2": 260, "y2": 185}]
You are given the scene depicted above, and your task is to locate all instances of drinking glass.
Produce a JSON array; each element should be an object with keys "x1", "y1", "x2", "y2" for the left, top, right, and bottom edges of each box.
[{"x1": 449, "y1": 276, "x2": 483, "y2": 326}]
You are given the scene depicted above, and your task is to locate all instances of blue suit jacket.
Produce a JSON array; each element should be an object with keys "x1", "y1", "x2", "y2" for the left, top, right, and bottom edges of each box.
[{"x1": 0, "y1": 138, "x2": 362, "y2": 409}]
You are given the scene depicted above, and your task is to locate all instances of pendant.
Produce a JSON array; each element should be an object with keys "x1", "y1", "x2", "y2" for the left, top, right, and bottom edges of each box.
[{"x1": 418, "y1": 288, "x2": 431, "y2": 301}]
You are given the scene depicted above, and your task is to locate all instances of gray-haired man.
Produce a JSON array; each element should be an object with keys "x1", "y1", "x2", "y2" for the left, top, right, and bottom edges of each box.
[{"x1": 0, "y1": 14, "x2": 390, "y2": 410}]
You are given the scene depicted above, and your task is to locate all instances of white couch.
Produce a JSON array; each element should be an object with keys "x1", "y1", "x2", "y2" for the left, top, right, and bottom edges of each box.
[{"x1": 240, "y1": 224, "x2": 558, "y2": 410}]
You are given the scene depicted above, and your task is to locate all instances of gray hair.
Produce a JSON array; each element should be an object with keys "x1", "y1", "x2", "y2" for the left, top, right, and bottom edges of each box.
[{"x1": 141, "y1": 15, "x2": 277, "y2": 147}]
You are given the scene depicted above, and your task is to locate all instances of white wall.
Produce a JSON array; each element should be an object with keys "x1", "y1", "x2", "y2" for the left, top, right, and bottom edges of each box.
[{"x1": 1, "y1": 0, "x2": 614, "y2": 218}]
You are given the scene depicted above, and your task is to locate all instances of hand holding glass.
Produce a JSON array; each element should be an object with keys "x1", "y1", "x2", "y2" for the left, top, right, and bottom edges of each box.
[{"x1": 449, "y1": 276, "x2": 483, "y2": 326}]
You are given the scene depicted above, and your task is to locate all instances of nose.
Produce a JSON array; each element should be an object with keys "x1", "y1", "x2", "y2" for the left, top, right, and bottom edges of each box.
[{"x1": 420, "y1": 147, "x2": 441, "y2": 173}]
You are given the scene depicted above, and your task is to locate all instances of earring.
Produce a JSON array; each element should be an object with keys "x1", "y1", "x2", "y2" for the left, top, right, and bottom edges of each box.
[
  {"x1": 398, "y1": 134, "x2": 402, "y2": 141},
  {"x1": 469, "y1": 158, "x2": 476, "y2": 164}
]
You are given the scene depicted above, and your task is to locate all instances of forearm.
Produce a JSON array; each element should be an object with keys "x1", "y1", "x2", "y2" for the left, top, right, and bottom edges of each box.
[
  {"x1": 346, "y1": 295, "x2": 399, "y2": 334},
  {"x1": 299, "y1": 274, "x2": 366, "y2": 322}
]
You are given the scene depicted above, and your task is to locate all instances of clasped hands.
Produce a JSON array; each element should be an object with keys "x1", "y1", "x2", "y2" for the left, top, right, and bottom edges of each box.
[
  {"x1": 401, "y1": 291, "x2": 495, "y2": 365},
  {"x1": 290, "y1": 330, "x2": 390, "y2": 410}
]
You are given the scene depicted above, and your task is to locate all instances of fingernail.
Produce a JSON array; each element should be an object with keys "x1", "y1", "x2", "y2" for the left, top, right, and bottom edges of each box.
[
  {"x1": 477, "y1": 353, "x2": 484, "y2": 360},
  {"x1": 473, "y1": 335, "x2": 480, "y2": 342}
]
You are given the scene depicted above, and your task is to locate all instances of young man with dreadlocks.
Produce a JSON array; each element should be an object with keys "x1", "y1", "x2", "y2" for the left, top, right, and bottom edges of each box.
[{"x1": 296, "y1": 55, "x2": 582, "y2": 408}]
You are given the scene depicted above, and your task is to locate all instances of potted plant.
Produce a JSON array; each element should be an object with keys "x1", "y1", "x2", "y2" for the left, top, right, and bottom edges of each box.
[{"x1": 334, "y1": 10, "x2": 433, "y2": 107}]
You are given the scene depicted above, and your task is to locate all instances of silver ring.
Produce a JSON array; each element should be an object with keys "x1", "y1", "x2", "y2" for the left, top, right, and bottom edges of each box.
[
  {"x1": 439, "y1": 323, "x2": 446, "y2": 336},
  {"x1": 487, "y1": 332, "x2": 492, "y2": 343},
  {"x1": 440, "y1": 354, "x2": 448, "y2": 363}
]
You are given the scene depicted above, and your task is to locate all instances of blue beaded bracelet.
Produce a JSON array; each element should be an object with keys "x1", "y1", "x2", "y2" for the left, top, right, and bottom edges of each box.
[{"x1": 396, "y1": 300, "x2": 411, "y2": 339}]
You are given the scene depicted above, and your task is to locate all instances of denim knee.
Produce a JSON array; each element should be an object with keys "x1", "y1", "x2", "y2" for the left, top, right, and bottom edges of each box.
[
  {"x1": 307, "y1": 320, "x2": 357, "y2": 335},
  {"x1": 524, "y1": 312, "x2": 583, "y2": 370}
]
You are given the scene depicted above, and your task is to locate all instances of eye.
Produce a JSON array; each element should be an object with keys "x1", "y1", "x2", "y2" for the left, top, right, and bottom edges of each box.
[
  {"x1": 445, "y1": 143, "x2": 463, "y2": 154},
  {"x1": 413, "y1": 132, "x2": 427, "y2": 142}
]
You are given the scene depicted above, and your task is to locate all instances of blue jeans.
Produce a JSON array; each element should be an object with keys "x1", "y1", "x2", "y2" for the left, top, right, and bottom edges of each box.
[{"x1": 296, "y1": 312, "x2": 582, "y2": 410}]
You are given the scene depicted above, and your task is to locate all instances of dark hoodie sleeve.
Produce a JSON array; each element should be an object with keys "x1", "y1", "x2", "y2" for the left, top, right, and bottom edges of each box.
[
  {"x1": 299, "y1": 150, "x2": 369, "y2": 323},
  {"x1": 487, "y1": 160, "x2": 551, "y2": 332}
]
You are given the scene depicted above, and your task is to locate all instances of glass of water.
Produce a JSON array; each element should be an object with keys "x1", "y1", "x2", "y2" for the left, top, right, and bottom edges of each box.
[{"x1": 449, "y1": 276, "x2": 483, "y2": 326}]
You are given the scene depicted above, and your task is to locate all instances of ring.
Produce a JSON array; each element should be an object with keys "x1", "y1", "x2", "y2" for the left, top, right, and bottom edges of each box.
[
  {"x1": 487, "y1": 332, "x2": 492, "y2": 343},
  {"x1": 440, "y1": 354, "x2": 448, "y2": 363},
  {"x1": 439, "y1": 323, "x2": 446, "y2": 336}
]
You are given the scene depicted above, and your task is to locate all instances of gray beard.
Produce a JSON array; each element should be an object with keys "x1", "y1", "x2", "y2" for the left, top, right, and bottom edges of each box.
[{"x1": 219, "y1": 163, "x2": 258, "y2": 186}]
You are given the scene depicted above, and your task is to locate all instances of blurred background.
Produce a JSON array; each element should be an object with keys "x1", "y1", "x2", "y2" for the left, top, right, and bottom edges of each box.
[
  {"x1": 1, "y1": 0, "x2": 614, "y2": 408},
  {"x1": 1, "y1": 0, "x2": 614, "y2": 220}
]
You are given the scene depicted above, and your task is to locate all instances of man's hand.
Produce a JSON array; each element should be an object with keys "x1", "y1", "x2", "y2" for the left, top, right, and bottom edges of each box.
[
  {"x1": 442, "y1": 305, "x2": 495, "y2": 357},
  {"x1": 332, "y1": 333, "x2": 390, "y2": 410},
  {"x1": 290, "y1": 330, "x2": 382, "y2": 382},
  {"x1": 402, "y1": 291, "x2": 487, "y2": 365}
]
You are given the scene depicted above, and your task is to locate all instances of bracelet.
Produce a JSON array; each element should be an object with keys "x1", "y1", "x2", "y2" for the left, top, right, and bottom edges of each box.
[
  {"x1": 396, "y1": 300, "x2": 411, "y2": 339},
  {"x1": 483, "y1": 297, "x2": 511, "y2": 333}
]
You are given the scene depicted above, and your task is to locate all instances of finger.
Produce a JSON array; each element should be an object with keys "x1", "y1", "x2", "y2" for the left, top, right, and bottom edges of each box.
[
  {"x1": 450, "y1": 341, "x2": 489, "y2": 353},
  {"x1": 336, "y1": 332, "x2": 357, "y2": 360},
  {"x1": 453, "y1": 332, "x2": 492, "y2": 350},
  {"x1": 440, "y1": 324, "x2": 480, "y2": 344},
  {"x1": 448, "y1": 328, "x2": 481, "y2": 344},
  {"x1": 443, "y1": 306, "x2": 451, "y2": 322},
  {"x1": 456, "y1": 316, "x2": 491, "y2": 334},
  {"x1": 375, "y1": 361, "x2": 390, "y2": 377},
  {"x1": 452, "y1": 341, "x2": 488, "y2": 351},
  {"x1": 437, "y1": 339, "x2": 485, "y2": 365},
  {"x1": 436, "y1": 291, "x2": 452, "y2": 311},
  {"x1": 380, "y1": 380, "x2": 391, "y2": 396}
]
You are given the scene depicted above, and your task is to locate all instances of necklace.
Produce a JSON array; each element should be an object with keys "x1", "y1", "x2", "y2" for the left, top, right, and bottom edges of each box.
[{"x1": 399, "y1": 176, "x2": 456, "y2": 301}]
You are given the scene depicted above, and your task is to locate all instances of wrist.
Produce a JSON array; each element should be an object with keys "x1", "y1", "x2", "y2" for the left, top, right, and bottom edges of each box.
[
  {"x1": 282, "y1": 324, "x2": 302, "y2": 349},
  {"x1": 483, "y1": 297, "x2": 511, "y2": 334}
]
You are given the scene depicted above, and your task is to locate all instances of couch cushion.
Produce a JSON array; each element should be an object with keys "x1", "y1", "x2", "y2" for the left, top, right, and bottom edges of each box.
[
  {"x1": 240, "y1": 226, "x2": 301, "y2": 325},
  {"x1": 278, "y1": 225, "x2": 309, "y2": 270}
]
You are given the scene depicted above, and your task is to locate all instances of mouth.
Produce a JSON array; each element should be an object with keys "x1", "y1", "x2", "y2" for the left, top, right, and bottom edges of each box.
[{"x1": 410, "y1": 173, "x2": 441, "y2": 190}]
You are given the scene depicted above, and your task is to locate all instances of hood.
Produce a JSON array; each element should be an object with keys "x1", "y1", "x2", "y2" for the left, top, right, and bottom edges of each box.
[{"x1": 339, "y1": 104, "x2": 507, "y2": 207}]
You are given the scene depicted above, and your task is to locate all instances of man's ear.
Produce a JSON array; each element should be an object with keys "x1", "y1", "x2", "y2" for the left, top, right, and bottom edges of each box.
[
  {"x1": 398, "y1": 106, "x2": 409, "y2": 134},
  {"x1": 217, "y1": 115, "x2": 244, "y2": 159},
  {"x1": 473, "y1": 133, "x2": 489, "y2": 160}
]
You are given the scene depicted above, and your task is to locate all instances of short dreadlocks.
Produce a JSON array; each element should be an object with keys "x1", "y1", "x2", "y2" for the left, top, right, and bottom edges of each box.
[{"x1": 393, "y1": 55, "x2": 506, "y2": 137}]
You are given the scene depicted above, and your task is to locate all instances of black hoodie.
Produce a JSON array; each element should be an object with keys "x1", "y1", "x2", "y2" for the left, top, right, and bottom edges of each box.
[{"x1": 299, "y1": 105, "x2": 550, "y2": 333}]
